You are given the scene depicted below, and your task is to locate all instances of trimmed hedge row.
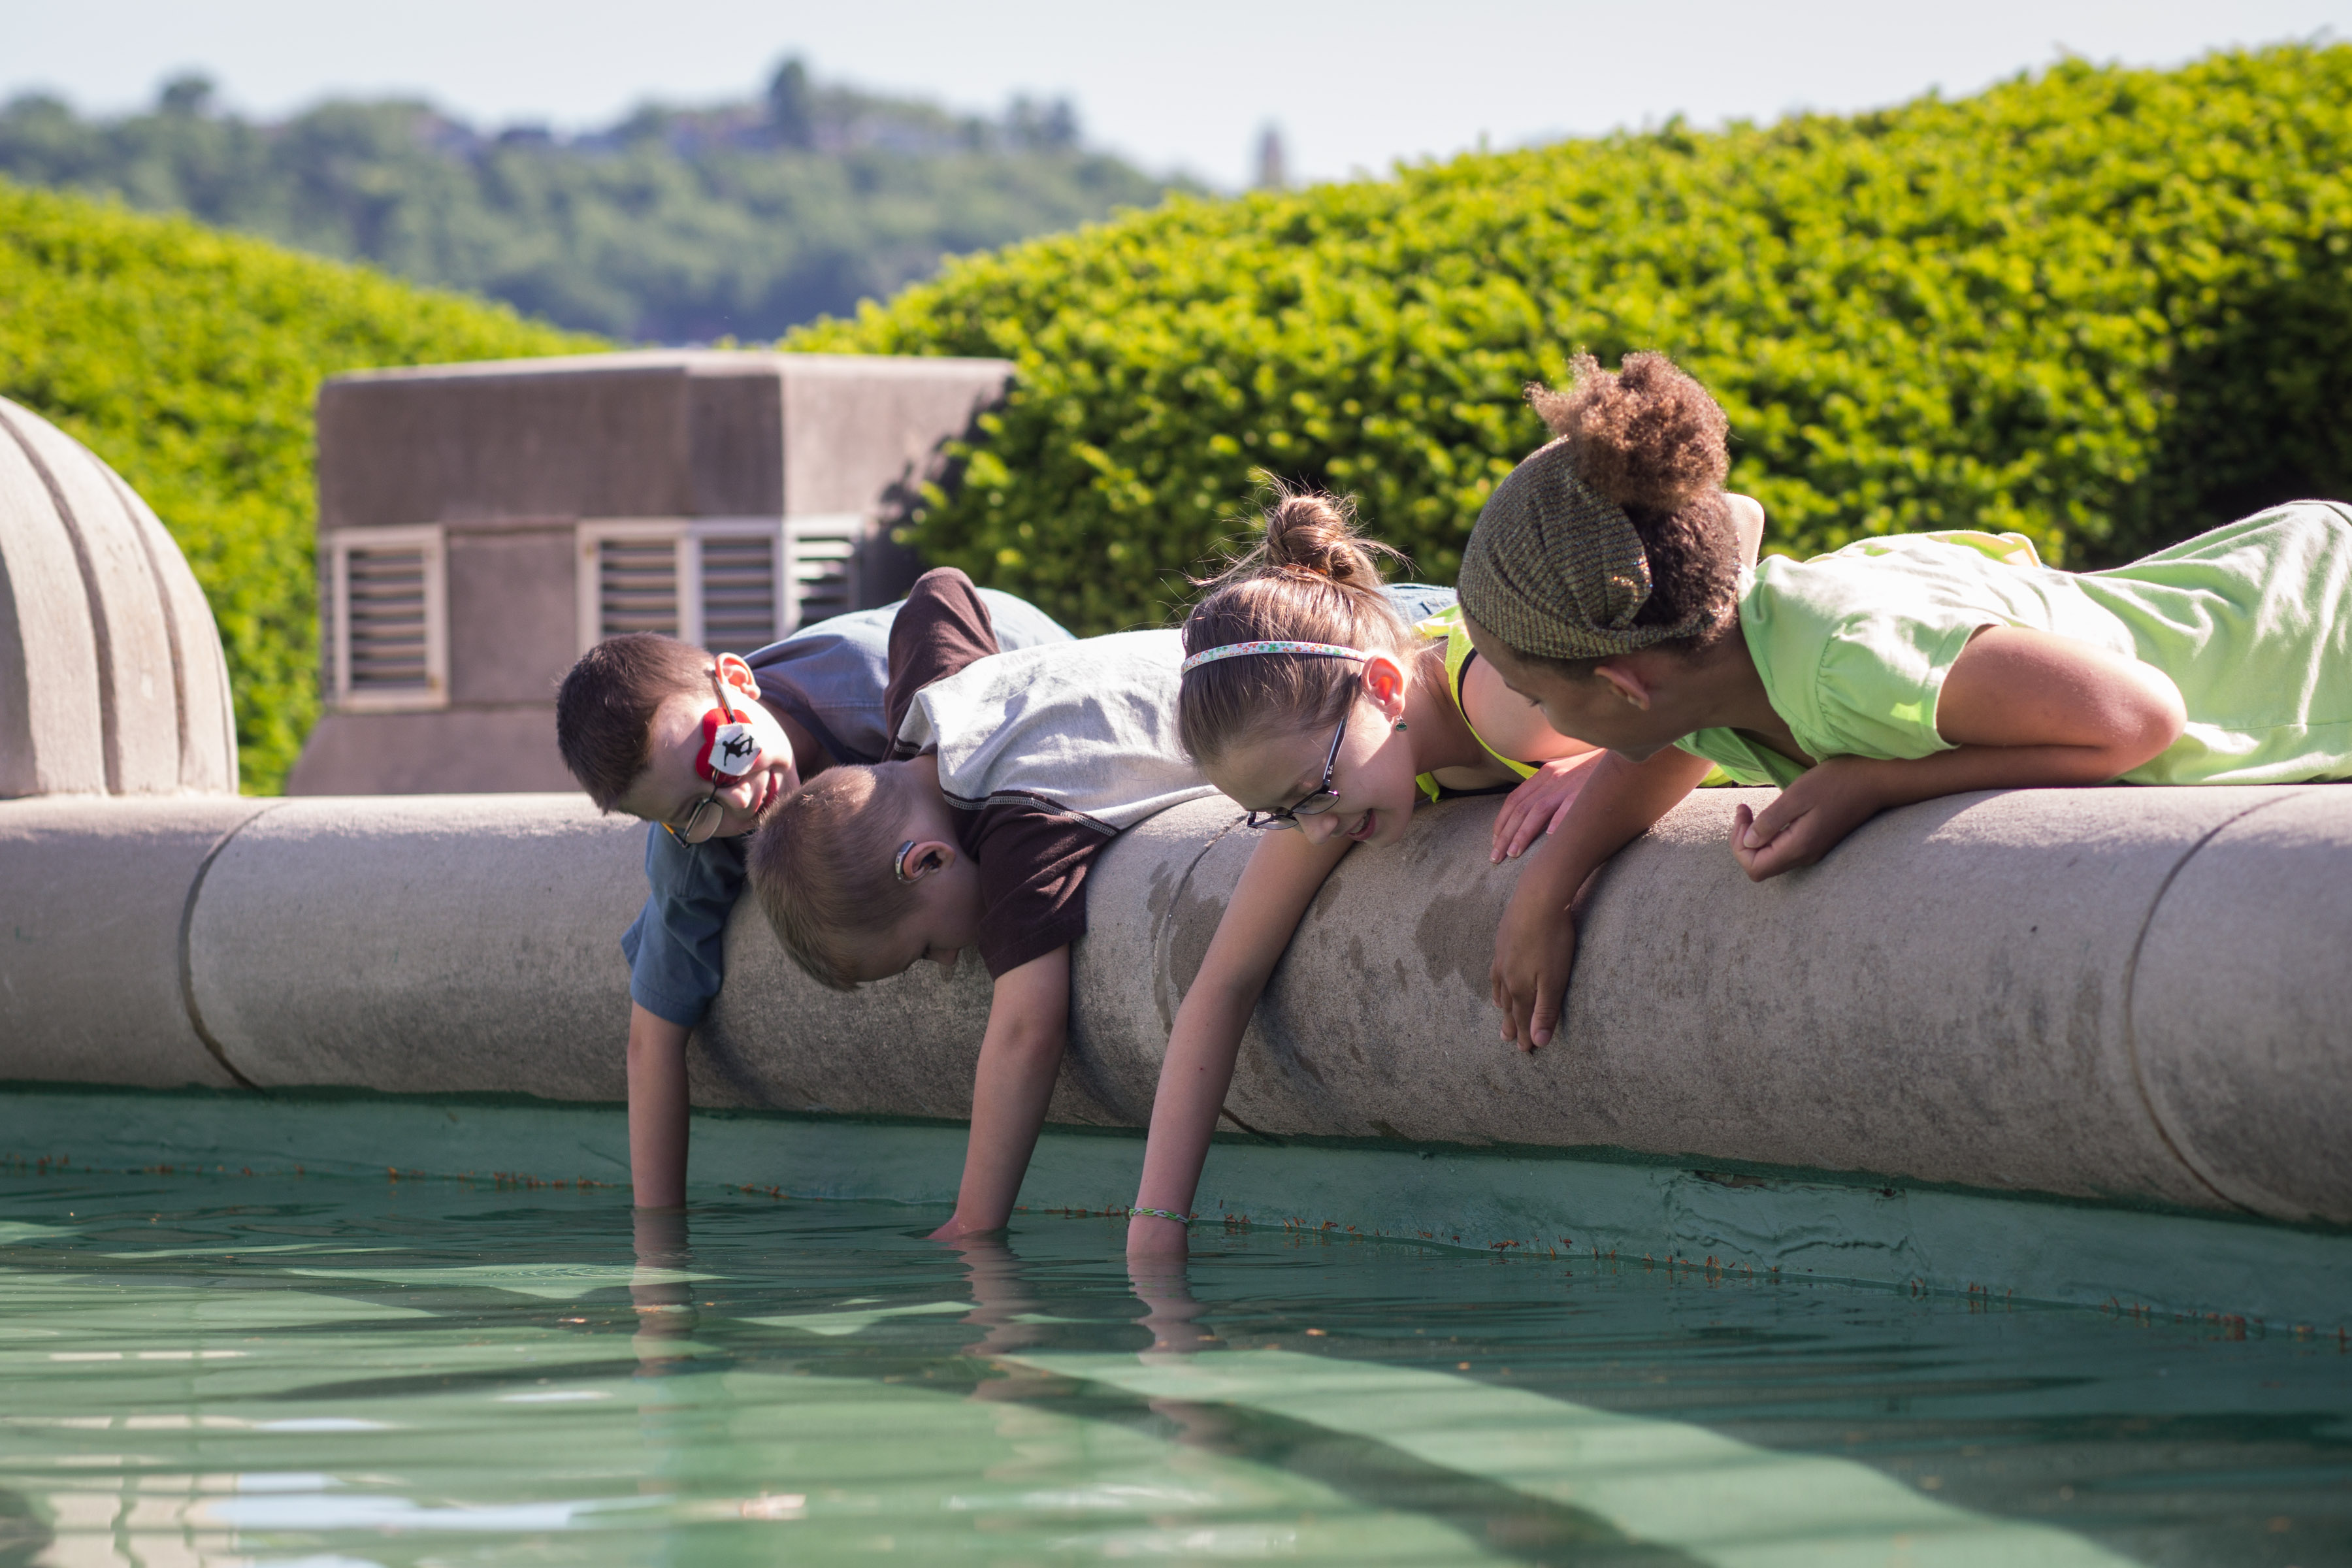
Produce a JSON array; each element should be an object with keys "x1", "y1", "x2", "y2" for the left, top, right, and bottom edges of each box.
[
  {"x1": 0, "y1": 178, "x2": 599, "y2": 792},
  {"x1": 795, "y1": 46, "x2": 2352, "y2": 636}
]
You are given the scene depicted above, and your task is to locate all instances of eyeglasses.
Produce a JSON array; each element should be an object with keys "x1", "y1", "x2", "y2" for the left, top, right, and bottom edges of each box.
[
  {"x1": 1245, "y1": 710, "x2": 1350, "y2": 831},
  {"x1": 674, "y1": 670, "x2": 742, "y2": 845}
]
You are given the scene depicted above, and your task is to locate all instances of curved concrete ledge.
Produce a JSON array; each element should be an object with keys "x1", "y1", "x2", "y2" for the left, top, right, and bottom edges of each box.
[
  {"x1": 0, "y1": 794, "x2": 269, "y2": 1087},
  {"x1": 184, "y1": 795, "x2": 644, "y2": 1101},
  {"x1": 0, "y1": 397, "x2": 237, "y2": 796},
  {"x1": 2, "y1": 783, "x2": 2348, "y2": 1224}
]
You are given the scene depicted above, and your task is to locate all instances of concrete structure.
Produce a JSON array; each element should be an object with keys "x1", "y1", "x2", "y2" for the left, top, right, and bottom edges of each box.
[
  {"x1": 0, "y1": 397, "x2": 237, "y2": 797},
  {"x1": 288, "y1": 351, "x2": 1012, "y2": 795},
  {"x1": 4, "y1": 783, "x2": 2348, "y2": 1233}
]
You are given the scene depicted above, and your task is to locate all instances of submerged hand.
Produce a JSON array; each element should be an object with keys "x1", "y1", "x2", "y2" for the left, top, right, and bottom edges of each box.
[
  {"x1": 1490, "y1": 897, "x2": 1578, "y2": 1052},
  {"x1": 1729, "y1": 758, "x2": 1890, "y2": 880},
  {"x1": 1491, "y1": 757, "x2": 1598, "y2": 863}
]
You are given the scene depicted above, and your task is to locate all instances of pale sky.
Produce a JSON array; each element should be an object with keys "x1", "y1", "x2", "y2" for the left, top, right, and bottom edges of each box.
[{"x1": 8, "y1": 1, "x2": 2347, "y2": 188}]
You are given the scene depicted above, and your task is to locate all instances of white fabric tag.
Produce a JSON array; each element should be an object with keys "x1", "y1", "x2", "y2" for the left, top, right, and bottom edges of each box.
[{"x1": 707, "y1": 720, "x2": 761, "y2": 777}]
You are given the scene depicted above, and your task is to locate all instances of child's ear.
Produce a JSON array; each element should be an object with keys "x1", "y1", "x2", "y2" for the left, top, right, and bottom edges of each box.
[
  {"x1": 1361, "y1": 655, "x2": 1407, "y2": 717},
  {"x1": 715, "y1": 652, "x2": 759, "y2": 696},
  {"x1": 893, "y1": 837, "x2": 960, "y2": 884},
  {"x1": 1594, "y1": 661, "x2": 1652, "y2": 710}
]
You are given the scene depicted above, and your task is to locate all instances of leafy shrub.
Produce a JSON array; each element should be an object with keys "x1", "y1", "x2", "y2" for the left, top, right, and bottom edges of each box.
[
  {"x1": 795, "y1": 45, "x2": 2352, "y2": 635},
  {"x1": 0, "y1": 178, "x2": 599, "y2": 791}
]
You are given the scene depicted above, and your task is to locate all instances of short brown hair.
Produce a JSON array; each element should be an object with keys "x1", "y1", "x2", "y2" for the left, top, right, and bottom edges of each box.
[
  {"x1": 746, "y1": 763, "x2": 923, "y2": 990},
  {"x1": 555, "y1": 634, "x2": 713, "y2": 810},
  {"x1": 1179, "y1": 487, "x2": 1431, "y2": 767}
]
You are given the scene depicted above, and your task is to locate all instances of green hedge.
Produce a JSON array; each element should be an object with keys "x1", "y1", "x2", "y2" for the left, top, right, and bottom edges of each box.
[
  {"x1": 794, "y1": 45, "x2": 2352, "y2": 635},
  {"x1": 0, "y1": 178, "x2": 600, "y2": 792}
]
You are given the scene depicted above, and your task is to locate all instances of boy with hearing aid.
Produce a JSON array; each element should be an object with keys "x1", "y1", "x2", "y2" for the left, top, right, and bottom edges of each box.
[
  {"x1": 747, "y1": 568, "x2": 1220, "y2": 1239},
  {"x1": 1458, "y1": 351, "x2": 2352, "y2": 1055}
]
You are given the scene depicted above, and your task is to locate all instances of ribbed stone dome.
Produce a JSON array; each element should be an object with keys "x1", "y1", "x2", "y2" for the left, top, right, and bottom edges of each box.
[{"x1": 0, "y1": 396, "x2": 237, "y2": 794}]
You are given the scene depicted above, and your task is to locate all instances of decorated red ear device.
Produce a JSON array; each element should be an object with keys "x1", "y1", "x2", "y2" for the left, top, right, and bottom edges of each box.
[{"x1": 695, "y1": 698, "x2": 763, "y2": 783}]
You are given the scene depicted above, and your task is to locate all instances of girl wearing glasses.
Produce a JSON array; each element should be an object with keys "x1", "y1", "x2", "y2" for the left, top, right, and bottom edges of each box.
[{"x1": 1124, "y1": 489, "x2": 1678, "y2": 1256}]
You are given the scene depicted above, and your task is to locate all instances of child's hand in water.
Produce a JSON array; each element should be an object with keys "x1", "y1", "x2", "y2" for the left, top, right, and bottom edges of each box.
[
  {"x1": 1492, "y1": 758, "x2": 1595, "y2": 863},
  {"x1": 1730, "y1": 758, "x2": 1889, "y2": 879}
]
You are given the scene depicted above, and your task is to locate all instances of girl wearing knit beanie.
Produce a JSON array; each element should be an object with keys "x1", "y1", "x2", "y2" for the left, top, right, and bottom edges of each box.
[{"x1": 1462, "y1": 351, "x2": 2352, "y2": 1054}]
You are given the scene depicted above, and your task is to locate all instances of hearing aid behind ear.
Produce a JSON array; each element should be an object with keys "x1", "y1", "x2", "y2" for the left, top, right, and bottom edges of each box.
[{"x1": 893, "y1": 840, "x2": 919, "y2": 883}]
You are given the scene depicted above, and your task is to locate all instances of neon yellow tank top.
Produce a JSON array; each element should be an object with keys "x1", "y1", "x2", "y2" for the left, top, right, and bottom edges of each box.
[
  {"x1": 1413, "y1": 606, "x2": 1537, "y2": 802},
  {"x1": 1409, "y1": 604, "x2": 1735, "y2": 799}
]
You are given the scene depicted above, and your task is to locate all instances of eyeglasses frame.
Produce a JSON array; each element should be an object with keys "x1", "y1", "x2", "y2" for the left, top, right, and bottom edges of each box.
[{"x1": 1244, "y1": 708, "x2": 1352, "y2": 831}]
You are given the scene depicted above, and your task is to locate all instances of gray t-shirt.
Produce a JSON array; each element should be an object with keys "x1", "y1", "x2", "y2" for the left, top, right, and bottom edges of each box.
[
  {"x1": 896, "y1": 629, "x2": 1218, "y2": 834},
  {"x1": 622, "y1": 589, "x2": 1070, "y2": 1026}
]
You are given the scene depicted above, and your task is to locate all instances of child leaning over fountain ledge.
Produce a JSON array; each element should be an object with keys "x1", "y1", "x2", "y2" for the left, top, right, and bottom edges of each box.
[
  {"x1": 1462, "y1": 350, "x2": 2352, "y2": 1054},
  {"x1": 747, "y1": 570, "x2": 1219, "y2": 1241},
  {"x1": 553, "y1": 580, "x2": 1068, "y2": 1213}
]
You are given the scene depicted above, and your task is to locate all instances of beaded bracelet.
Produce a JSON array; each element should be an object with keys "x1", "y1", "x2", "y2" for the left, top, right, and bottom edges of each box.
[{"x1": 1128, "y1": 1206, "x2": 1194, "y2": 1225}]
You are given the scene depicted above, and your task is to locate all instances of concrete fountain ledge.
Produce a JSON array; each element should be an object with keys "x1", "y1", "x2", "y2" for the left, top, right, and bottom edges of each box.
[{"x1": 3, "y1": 780, "x2": 2347, "y2": 1228}]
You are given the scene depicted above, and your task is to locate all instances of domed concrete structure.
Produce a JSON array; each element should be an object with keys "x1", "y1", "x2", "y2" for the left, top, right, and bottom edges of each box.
[{"x1": 0, "y1": 396, "x2": 237, "y2": 794}]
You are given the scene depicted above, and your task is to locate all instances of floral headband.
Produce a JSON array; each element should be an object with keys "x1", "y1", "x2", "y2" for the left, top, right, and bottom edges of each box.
[{"x1": 1179, "y1": 640, "x2": 1369, "y2": 674}]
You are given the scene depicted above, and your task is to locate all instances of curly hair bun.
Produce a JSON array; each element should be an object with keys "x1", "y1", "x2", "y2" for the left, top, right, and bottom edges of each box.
[
  {"x1": 1257, "y1": 491, "x2": 1394, "y2": 589},
  {"x1": 1527, "y1": 351, "x2": 1729, "y2": 515}
]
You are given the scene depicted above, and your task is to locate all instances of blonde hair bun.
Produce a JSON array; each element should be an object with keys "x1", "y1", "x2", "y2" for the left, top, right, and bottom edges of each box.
[{"x1": 1251, "y1": 490, "x2": 1397, "y2": 589}]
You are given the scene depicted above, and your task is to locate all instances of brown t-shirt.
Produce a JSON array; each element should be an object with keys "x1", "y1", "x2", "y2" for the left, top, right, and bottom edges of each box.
[{"x1": 886, "y1": 569, "x2": 1107, "y2": 979}]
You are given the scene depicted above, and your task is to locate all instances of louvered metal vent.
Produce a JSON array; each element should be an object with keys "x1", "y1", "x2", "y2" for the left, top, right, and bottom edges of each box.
[
  {"x1": 598, "y1": 537, "x2": 680, "y2": 636},
  {"x1": 345, "y1": 547, "x2": 432, "y2": 692},
  {"x1": 786, "y1": 519, "x2": 859, "y2": 630},
  {"x1": 318, "y1": 555, "x2": 338, "y2": 693},
  {"x1": 699, "y1": 532, "x2": 779, "y2": 651}
]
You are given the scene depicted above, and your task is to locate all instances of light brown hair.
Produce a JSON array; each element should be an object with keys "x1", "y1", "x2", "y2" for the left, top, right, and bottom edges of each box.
[
  {"x1": 1178, "y1": 488, "x2": 1431, "y2": 765},
  {"x1": 554, "y1": 633, "x2": 714, "y2": 811},
  {"x1": 745, "y1": 763, "x2": 923, "y2": 991}
]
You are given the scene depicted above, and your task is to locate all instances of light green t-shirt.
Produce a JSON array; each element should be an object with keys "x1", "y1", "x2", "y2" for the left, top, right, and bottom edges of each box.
[{"x1": 1677, "y1": 502, "x2": 2352, "y2": 787}]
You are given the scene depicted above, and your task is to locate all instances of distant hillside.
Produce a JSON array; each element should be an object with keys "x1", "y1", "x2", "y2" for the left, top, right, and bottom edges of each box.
[
  {"x1": 0, "y1": 61, "x2": 1190, "y2": 342},
  {"x1": 0, "y1": 178, "x2": 600, "y2": 791}
]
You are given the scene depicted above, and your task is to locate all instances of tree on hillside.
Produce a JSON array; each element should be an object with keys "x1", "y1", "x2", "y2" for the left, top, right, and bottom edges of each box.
[{"x1": 0, "y1": 62, "x2": 1189, "y2": 342}]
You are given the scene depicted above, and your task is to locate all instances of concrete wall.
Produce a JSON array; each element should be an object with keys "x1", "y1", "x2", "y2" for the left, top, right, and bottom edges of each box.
[
  {"x1": 293, "y1": 351, "x2": 1013, "y2": 796},
  {"x1": 3, "y1": 782, "x2": 2347, "y2": 1226},
  {"x1": 0, "y1": 398, "x2": 237, "y2": 797}
]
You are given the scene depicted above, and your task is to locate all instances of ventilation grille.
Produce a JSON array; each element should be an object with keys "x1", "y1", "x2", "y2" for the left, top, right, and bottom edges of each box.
[
  {"x1": 598, "y1": 538, "x2": 680, "y2": 636},
  {"x1": 700, "y1": 532, "x2": 778, "y2": 652},
  {"x1": 787, "y1": 521, "x2": 859, "y2": 629},
  {"x1": 318, "y1": 555, "x2": 337, "y2": 693},
  {"x1": 345, "y1": 546, "x2": 432, "y2": 692}
]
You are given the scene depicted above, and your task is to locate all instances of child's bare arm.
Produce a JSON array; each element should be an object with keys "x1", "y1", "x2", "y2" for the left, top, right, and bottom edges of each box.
[
  {"x1": 931, "y1": 946, "x2": 1073, "y2": 1239},
  {"x1": 1733, "y1": 627, "x2": 2185, "y2": 879},
  {"x1": 627, "y1": 1004, "x2": 692, "y2": 1209},
  {"x1": 1492, "y1": 746, "x2": 1716, "y2": 1051},
  {"x1": 1128, "y1": 830, "x2": 1352, "y2": 1257}
]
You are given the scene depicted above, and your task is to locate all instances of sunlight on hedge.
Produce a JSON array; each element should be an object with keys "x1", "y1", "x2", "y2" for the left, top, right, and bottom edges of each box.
[{"x1": 796, "y1": 46, "x2": 2352, "y2": 635}]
